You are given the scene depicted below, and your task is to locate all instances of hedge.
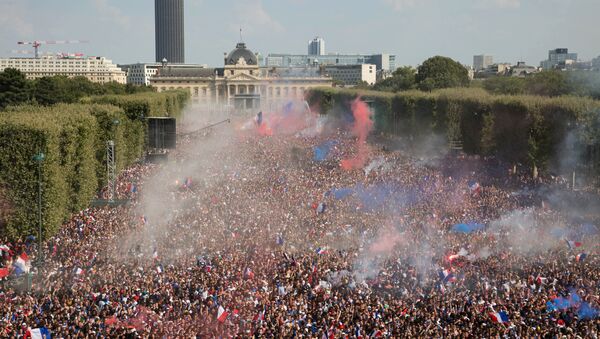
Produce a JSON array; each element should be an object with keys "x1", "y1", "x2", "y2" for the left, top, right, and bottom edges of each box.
[
  {"x1": 83, "y1": 90, "x2": 190, "y2": 120},
  {"x1": 306, "y1": 87, "x2": 600, "y2": 173},
  {"x1": 0, "y1": 106, "x2": 84, "y2": 238},
  {"x1": 0, "y1": 91, "x2": 190, "y2": 240}
]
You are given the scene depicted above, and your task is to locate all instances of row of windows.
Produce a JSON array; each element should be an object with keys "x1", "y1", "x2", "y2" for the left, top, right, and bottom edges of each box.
[{"x1": 3, "y1": 61, "x2": 105, "y2": 66}]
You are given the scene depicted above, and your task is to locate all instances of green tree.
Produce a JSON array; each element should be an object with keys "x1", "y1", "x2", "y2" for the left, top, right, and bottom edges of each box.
[
  {"x1": 373, "y1": 66, "x2": 416, "y2": 92},
  {"x1": 526, "y1": 71, "x2": 568, "y2": 97},
  {"x1": 68, "y1": 76, "x2": 106, "y2": 97},
  {"x1": 0, "y1": 68, "x2": 30, "y2": 109},
  {"x1": 103, "y1": 81, "x2": 127, "y2": 94},
  {"x1": 416, "y1": 56, "x2": 469, "y2": 91},
  {"x1": 32, "y1": 76, "x2": 75, "y2": 105},
  {"x1": 565, "y1": 70, "x2": 600, "y2": 99},
  {"x1": 353, "y1": 81, "x2": 372, "y2": 90},
  {"x1": 483, "y1": 76, "x2": 526, "y2": 95}
]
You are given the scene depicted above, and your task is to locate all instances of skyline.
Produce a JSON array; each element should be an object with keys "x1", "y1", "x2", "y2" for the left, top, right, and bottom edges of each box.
[{"x1": 0, "y1": 0, "x2": 599, "y2": 67}]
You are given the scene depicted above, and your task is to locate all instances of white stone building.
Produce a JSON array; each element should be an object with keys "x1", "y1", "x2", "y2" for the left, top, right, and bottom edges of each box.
[
  {"x1": 150, "y1": 42, "x2": 332, "y2": 111},
  {"x1": 119, "y1": 63, "x2": 207, "y2": 86},
  {"x1": 119, "y1": 63, "x2": 160, "y2": 85},
  {"x1": 0, "y1": 56, "x2": 126, "y2": 84},
  {"x1": 323, "y1": 64, "x2": 376, "y2": 86}
]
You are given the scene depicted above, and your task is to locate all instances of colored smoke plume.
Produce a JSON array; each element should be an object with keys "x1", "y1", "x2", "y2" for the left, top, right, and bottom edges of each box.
[
  {"x1": 341, "y1": 98, "x2": 374, "y2": 170},
  {"x1": 257, "y1": 121, "x2": 273, "y2": 136}
]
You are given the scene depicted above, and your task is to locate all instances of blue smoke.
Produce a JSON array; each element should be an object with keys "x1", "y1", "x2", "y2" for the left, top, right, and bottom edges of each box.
[{"x1": 313, "y1": 140, "x2": 338, "y2": 162}]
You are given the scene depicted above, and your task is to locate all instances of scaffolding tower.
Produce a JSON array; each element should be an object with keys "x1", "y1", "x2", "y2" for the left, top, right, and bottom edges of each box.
[{"x1": 106, "y1": 140, "x2": 116, "y2": 202}]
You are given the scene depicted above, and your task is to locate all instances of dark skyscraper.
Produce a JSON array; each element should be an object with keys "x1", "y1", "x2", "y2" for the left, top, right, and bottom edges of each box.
[{"x1": 155, "y1": 0, "x2": 185, "y2": 63}]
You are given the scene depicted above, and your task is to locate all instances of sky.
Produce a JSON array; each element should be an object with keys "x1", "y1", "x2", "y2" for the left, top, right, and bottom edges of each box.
[{"x1": 0, "y1": 0, "x2": 599, "y2": 68}]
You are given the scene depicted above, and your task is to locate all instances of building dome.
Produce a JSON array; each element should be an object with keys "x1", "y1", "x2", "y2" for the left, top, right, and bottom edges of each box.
[{"x1": 225, "y1": 42, "x2": 258, "y2": 66}]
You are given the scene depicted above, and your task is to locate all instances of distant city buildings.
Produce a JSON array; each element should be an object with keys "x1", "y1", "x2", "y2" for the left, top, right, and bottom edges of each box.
[
  {"x1": 0, "y1": 55, "x2": 126, "y2": 83},
  {"x1": 264, "y1": 53, "x2": 396, "y2": 72},
  {"x1": 509, "y1": 61, "x2": 539, "y2": 77},
  {"x1": 473, "y1": 55, "x2": 493, "y2": 72},
  {"x1": 323, "y1": 64, "x2": 376, "y2": 86},
  {"x1": 155, "y1": 0, "x2": 185, "y2": 63},
  {"x1": 593, "y1": 55, "x2": 600, "y2": 70},
  {"x1": 307, "y1": 37, "x2": 325, "y2": 56},
  {"x1": 474, "y1": 61, "x2": 541, "y2": 78},
  {"x1": 540, "y1": 48, "x2": 578, "y2": 70},
  {"x1": 119, "y1": 62, "x2": 207, "y2": 85}
]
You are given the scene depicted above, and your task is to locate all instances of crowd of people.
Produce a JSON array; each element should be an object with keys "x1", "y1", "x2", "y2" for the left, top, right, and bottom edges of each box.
[{"x1": 1, "y1": 105, "x2": 599, "y2": 338}]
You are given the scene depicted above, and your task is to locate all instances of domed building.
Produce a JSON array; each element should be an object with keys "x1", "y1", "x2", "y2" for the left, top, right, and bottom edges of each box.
[
  {"x1": 225, "y1": 42, "x2": 258, "y2": 66},
  {"x1": 150, "y1": 41, "x2": 332, "y2": 111}
]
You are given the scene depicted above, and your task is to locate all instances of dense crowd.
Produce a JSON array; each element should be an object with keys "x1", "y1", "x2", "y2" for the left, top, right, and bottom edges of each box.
[{"x1": 1, "y1": 108, "x2": 599, "y2": 338}]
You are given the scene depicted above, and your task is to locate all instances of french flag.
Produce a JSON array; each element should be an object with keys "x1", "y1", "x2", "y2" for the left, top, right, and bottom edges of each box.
[
  {"x1": 370, "y1": 329, "x2": 383, "y2": 338},
  {"x1": 244, "y1": 267, "x2": 255, "y2": 279},
  {"x1": 576, "y1": 253, "x2": 587, "y2": 262},
  {"x1": 316, "y1": 247, "x2": 328, "y2": 255},
  {"x1": 468, "y1": 181, "x2": 481, "y2": 194},
  {"x1": 156, "y1": 264, "x2": 163, "y2": 274},
  {"x1": 565, "y1": 240, "x2": 582, "y2": 249},
  {"x1": 14, "y1": 252, "x2": 30, "y2": 274},
  {"x1": 489, "y1": 310, "x2": 509, "y2": 324},
  {"x1": 26, "y1": 327, "x2": 51, "y2": 339},
  {"x1": 439, "y1": 269, "x2": 456, "y2": 283},
  {"x1": 128, "y1": 183, "x2": 137, "y2": 193},
  {"x1": 74, "y1": 267, "x2": 84, "y2": 275},
  {"x1": 217, "y1": 305, "x2": 228, "y2": 322}
]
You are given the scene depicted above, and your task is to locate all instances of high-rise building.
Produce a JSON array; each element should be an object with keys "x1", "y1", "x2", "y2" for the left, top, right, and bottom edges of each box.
[
  {"x1": 155, "y1": 0, "x2": 185, "y2": 63},
  {"x1": 308, "y1": 37, "x2": 325, "y2": 56},
  {"x1": 540, "y1": 48, "x2": 578, "y2": 70},
  {"x1": 473, "y1": 55, "x2": 493, "y2": 72}
]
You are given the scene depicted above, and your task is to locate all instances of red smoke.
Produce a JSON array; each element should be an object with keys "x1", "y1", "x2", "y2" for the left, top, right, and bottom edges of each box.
[
  {"x1": 254, "y1": 102, "x2": 313, "y2": 137},
  {"x1": 257, "y1": 121, "x2": 273, "y2": 136},
  {"x1": 341, "y1": 98, "x2": 374, "y2": 170}
]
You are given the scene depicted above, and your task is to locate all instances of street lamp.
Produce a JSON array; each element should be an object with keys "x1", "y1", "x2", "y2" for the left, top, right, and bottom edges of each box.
[{"x1": 32, "y1": 152, "x2": 45, "y2": 265}]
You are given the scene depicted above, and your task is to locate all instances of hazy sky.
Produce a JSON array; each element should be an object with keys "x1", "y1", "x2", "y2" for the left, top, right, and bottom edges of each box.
[{"x1": 1, "y1": 0, "x2": 599, "y2": 67}]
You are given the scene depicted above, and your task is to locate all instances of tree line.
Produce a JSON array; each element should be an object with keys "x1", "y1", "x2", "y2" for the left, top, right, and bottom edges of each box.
[
  {"x1": 365, "y1": 56, "x2": 600, "y2": 99},
  {"x1": 0, "y1": 68, "x2": 154, "y2": 109}
]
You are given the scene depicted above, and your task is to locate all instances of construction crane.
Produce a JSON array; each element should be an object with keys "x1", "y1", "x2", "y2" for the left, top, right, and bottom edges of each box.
[
  {"x1": 10, "y1": 50, "x2": 84, "y2": 58},
  {"x1": 16, "y1": 40, "x2": 89, "y2": 58}
]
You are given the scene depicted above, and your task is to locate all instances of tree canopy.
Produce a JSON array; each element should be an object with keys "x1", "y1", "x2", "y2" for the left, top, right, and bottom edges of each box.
[
  {"x1": 415, "y1": 56, "x2": 470, "y2": 91},
  {"x1": 0, "y1": 68, "x2": 30, "y2": 109},
  {"x1": 373, "y1": 66, "x2": 416, "y2": 92},
  {"x1": 480, "y1": 70, "x2": 600, "y2": 99}
]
